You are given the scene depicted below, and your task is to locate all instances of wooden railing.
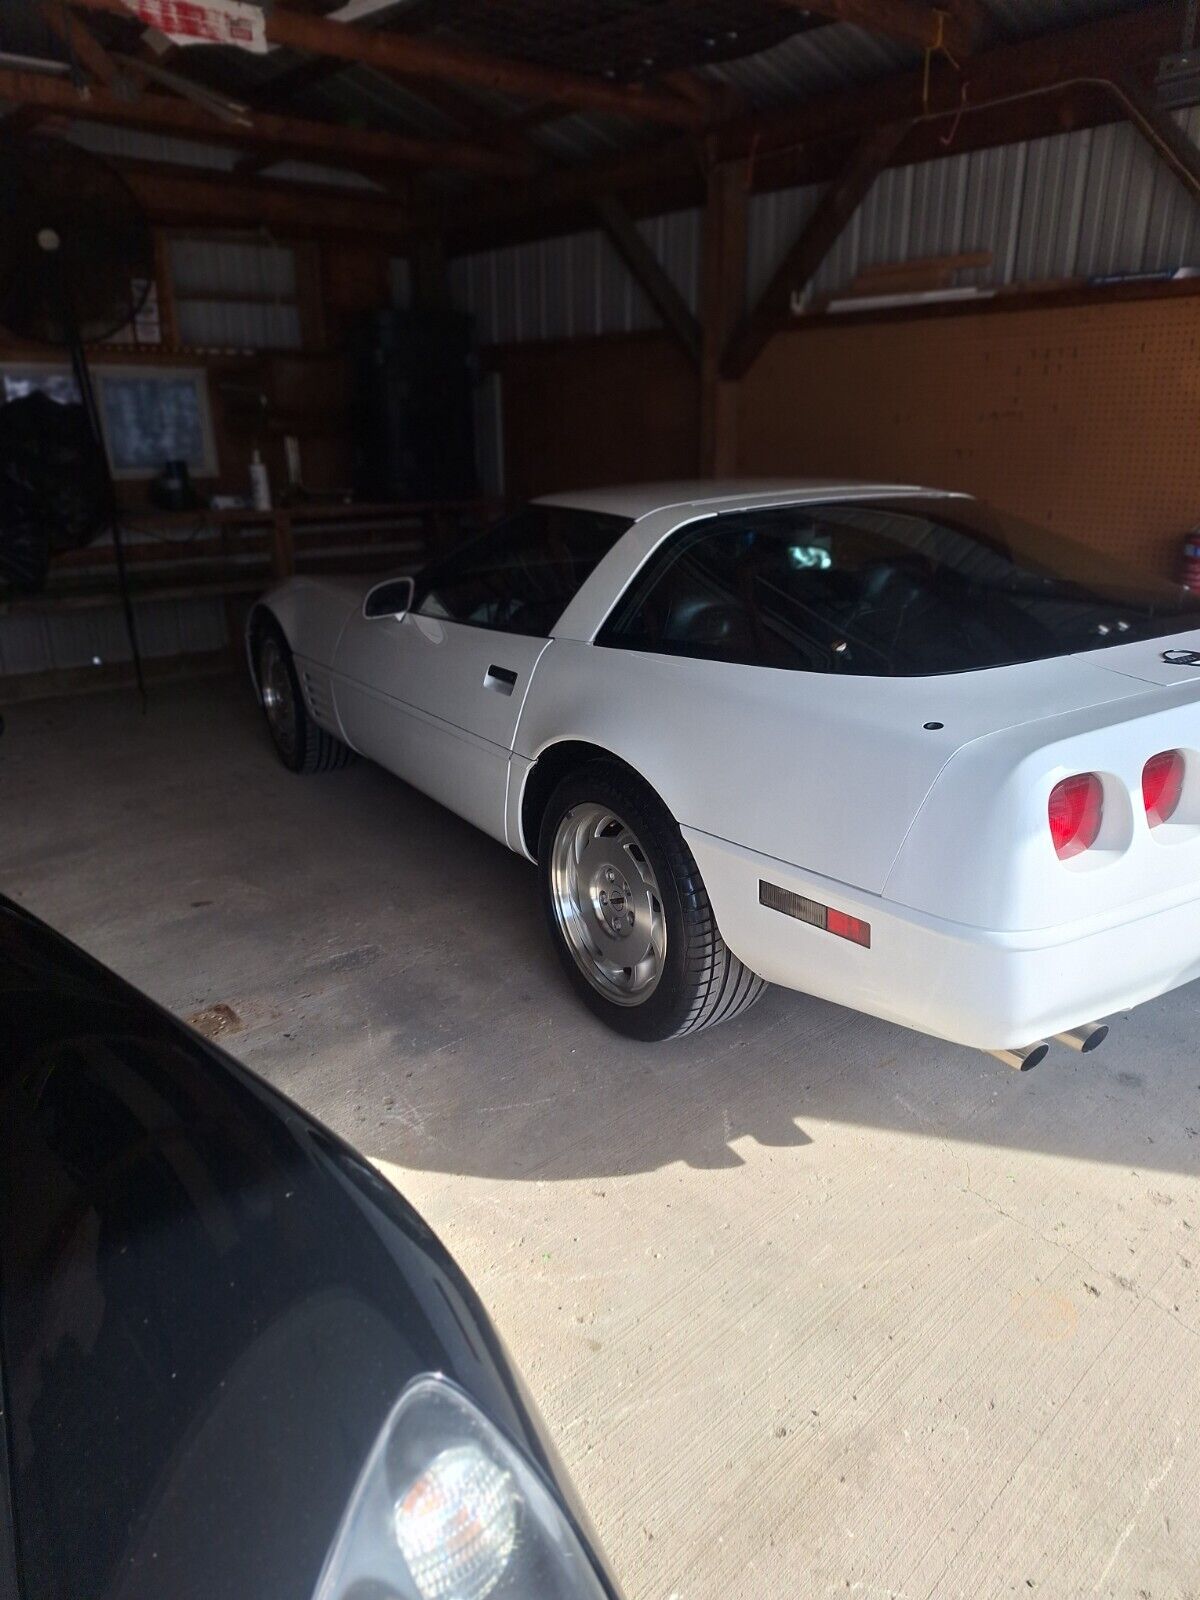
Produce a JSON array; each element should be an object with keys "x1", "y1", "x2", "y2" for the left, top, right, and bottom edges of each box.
[
  {"x1": 0, "y1": 498, "x2": 498, "y2": 700},
  {"x1": 12, "y1": 499, "x2": 495, "y2": 612}
]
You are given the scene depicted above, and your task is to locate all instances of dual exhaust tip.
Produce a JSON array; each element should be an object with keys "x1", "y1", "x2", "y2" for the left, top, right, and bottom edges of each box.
[{"x1": 989, "y1": 1022, "x2": 1109, "y2": 1072}]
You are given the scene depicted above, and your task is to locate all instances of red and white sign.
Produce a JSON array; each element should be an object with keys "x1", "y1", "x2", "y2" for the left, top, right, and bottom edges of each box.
[{"x1": 128, "y1": 0, "x2": 269, "y2": 53}]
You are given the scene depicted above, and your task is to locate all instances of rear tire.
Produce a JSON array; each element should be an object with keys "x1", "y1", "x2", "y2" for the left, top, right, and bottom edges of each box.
[
  {"x1": 537, "y1": 759, "x2": 767, "y2": 1041},
  {"x1": 255, "y1": 622, "x2": 354, "y2": 774}
]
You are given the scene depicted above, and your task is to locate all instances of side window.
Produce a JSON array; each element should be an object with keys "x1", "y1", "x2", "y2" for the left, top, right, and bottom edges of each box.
[
  {"x1": 597, "y1": 516, "x2": 831, "y2": 672},
  {"x1": 414, "y1": 505, "x2": 631, "y2": 637}
]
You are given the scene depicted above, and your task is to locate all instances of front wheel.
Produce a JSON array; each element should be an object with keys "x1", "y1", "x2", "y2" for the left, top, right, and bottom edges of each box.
[
  {"x1": 537, "y1": 760, "x2": 767, "y2": 1040},
  {"x1": 255, "y1": 623, "x2": 354, "y2": 774}
]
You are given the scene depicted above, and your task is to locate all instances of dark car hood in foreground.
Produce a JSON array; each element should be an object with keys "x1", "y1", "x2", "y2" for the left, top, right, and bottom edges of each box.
[{"x1": 0, "y1": 896, "x2": 609, "y2": 1600}]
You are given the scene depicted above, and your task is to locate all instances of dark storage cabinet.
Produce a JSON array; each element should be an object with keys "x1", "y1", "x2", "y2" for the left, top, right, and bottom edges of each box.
[{"x1": 351, "y1": 309, "x2": 478, "y2": 502}]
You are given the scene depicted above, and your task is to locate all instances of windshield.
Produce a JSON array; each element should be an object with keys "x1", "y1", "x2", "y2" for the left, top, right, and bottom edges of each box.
[{"x1": 598, "y1": 495, "x2": 1200, "y2": 676}]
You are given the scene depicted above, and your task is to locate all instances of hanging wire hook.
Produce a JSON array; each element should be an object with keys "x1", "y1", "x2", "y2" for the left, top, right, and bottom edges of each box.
[{"x1": 922, "y1": 9, "x2": 962, "y2": 117}]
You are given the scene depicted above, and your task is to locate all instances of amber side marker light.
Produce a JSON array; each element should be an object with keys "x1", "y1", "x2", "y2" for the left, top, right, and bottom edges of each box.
[{"x1": 759, "y1": 881, "x2": 871, "y2": 947}]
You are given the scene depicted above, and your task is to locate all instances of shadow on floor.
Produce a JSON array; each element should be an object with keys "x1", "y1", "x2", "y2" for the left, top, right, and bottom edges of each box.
[{"x1": 5, "y1": 676, "x2": 1200, "y2": 1185}]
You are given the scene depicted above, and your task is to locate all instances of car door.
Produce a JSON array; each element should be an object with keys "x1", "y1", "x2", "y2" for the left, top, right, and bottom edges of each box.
[
  {"x1": 335, "y1": 607, "x2": 548, "y2": 840},
  {"x1": 332, "y1": 504, "x2": 632, "y2": 843}
]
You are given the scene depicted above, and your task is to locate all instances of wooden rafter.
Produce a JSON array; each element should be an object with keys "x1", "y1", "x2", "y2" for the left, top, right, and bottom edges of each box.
[
  {"x1": 1114, "y1": 71, "x2": 1200, "y2": 205},
  {"x1": 593, "y1": 194, "x2": 701, "y2": 365},
  {"x1": 773, "y1": 0, "x2": 980, "y2": 56},
  {"x1": 700, "y1": 158, "x2": 749, "y2": 474},
  {"x1": 722, "y1": 120, "x2": 913, "y2": 378},
  {"x1": 0, "y1": 66, "x2": 531, "y2": 178},
  {"x1": 64, "y1": 0, "x2": 707, "y2": 128},
  {"x1": 37, "y1": 0, "x2": 126, "y2": 87},
  {"x1": 438, "y1": 3, "x2": 1183, "y2": 246}
]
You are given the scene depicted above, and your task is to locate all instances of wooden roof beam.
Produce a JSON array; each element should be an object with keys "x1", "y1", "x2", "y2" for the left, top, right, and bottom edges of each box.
[
  {"x1": 593, "y1": 194, "x2": 701, "y2": 365},
  {"x1": 722, "y1": 120, "x2": 913, "y2": 378},
  {"x1": 1113, "y1": 70, "x2": 1200, "y2": 206},
  {"x1": 107, "y1": 154, "x2": 422, "y2": 238},
  {"x1": 65, "y1": 0, "x2": 707, "y2": 129},
  {"x1": 773, "y1": 0, "x2": 980, "y2": 56},
  {"x1": 37, "y1": 0, "x2": 128, "y2": 88},
  {"x1": 0, "y1": 65, "x2": 531, "y2": 178},
  {"x1": 437, "y1": 2, "x2": 1184, "y2": 243}
]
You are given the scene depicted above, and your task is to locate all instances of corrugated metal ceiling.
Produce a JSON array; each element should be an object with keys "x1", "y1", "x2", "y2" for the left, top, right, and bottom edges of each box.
[{"x1": 6, "y1": 0, "x2": 1172, "y2": 182}]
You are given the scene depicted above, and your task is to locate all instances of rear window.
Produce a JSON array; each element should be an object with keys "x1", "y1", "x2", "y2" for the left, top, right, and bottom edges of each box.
[{"x1": 597, "y1": 496, "x2": 1200, "y2": 676}]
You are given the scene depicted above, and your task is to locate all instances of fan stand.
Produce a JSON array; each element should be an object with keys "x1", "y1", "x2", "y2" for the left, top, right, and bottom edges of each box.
[{"x1": 40, "y1": 227, "x2": 146, "y2": 708}]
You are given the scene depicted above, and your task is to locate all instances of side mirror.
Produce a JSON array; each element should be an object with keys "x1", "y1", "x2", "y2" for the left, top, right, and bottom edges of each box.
[{"x1": 363, "y1": 575, "x2": 416, "y2": 621}]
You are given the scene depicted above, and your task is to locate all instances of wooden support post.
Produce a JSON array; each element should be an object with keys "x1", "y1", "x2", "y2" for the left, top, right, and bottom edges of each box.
[
  {"x1": 722, "y1": 120, "x2": 913, "y2": 380},
  {"x1": 271, "y1": 510, "x2": 296, "y2": 579},
  {"x1": 700, "y1": 158, "x2": 748, "y2": 477},
  {"x1": 411, "y1": 234, "x2": 451, "y2": 311},
  {"x1": 152, "y1": 229, "x2": 179, "y2": 349},
  {"x1": 593, "y1": 194, "x2": 702, "y2": 367}
]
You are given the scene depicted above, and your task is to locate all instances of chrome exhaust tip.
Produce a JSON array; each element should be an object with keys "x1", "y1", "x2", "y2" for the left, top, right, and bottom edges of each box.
[
  {"x1": 1052, "y1": 1022, "x2": 1109, "y2": 1053},
  {"x1": 989, "y1": 1041, "x2": 1050, "y2": 1072}
]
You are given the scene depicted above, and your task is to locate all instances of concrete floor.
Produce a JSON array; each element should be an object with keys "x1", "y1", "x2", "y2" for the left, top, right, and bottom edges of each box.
[{"x1": 4, "y1": 676, "x2": 1200, "y2": 1599}]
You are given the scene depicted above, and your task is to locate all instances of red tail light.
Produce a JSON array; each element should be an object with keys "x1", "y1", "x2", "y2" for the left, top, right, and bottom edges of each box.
[
  {"x1": 1143, "y1": 749, "x2": 1184, "y2": 826},
  {"x1": 1048, "y1": 773, "x2": 1103, "y2": 860}
]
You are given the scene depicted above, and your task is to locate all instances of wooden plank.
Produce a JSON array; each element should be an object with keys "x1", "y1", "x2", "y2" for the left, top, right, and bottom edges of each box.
[
  {"x1": 722, "y1": 120, "x2": 914, "y2": 379},
  {"x1": 700, "y1": 158, "x2": 748, "y2": 476},
  {"x1": 271, "y1": 511, "x2": 296, "y2": 579},
  {"x1": 593, "y1": 194, "x2": 702, "y2": 367},
  {"x1": 0, "y1": 67, "x2": 529, "y2": 178},
  {"x1": 66, "y1": 0, "x2": 705, "y2": 129},
  {"x1": 37, "y1": 0, "x2": 126, "y2": 86},
  {"x1": 773, "y1": 0, "x2": 979, "y2": 55}
]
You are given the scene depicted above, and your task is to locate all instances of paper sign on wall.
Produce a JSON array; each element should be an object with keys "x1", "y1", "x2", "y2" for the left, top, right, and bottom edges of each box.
[{"x1": 127, "y1": 0, "x2": 268, "y2": 53}]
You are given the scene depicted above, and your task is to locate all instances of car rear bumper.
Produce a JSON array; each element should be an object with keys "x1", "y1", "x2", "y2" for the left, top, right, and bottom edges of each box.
[{"x1": 685, "y1": 826, "x2": 1200, "y2": 1050}]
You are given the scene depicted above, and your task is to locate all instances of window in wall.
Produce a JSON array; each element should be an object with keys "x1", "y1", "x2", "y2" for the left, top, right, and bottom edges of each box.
[
  {"x1": 0, "y1": 363, "x2": 217, "y2": 479},
  {"x1": 168, "y1": 237, "x2": 303, "y2": 351}
]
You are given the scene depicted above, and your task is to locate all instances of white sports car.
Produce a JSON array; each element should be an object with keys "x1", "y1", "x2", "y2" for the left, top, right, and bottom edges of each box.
[{"x1": 248, "y1": 480, "x2": 1200, "y2": 1067}]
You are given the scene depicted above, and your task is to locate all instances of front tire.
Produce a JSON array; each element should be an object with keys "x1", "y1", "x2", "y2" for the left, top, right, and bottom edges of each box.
[
  {"x1": 537, "y1": 759, "x2": 767, "y2": 1040},
  {"x1": 256, "y1": 623, "x2": 354, "y2": 774}
]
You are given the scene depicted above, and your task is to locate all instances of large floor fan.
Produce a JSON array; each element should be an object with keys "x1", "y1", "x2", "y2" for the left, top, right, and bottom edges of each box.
[{"x1": 0, "y1": 135, "x2": 154, "y2": 698}]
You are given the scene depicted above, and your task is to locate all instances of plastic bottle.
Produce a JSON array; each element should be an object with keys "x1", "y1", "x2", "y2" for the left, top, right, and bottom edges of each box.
[{"x1": 249, "y1": 447, "x2": 272, "y2": 511}]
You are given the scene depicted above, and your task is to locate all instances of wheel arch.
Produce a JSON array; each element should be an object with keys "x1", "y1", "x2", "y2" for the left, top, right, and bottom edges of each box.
[
  {"x1": 245, "y1": 601, "x2": 287, "y2": 700},
  {"x1": 518, "y1": 738, "x2": 674, "y2": 862}
]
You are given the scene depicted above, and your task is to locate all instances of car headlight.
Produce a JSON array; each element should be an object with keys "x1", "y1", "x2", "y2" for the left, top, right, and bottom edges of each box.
[{"x1": 314, "y1": 1375, "x2": 611, "y2": 1600}]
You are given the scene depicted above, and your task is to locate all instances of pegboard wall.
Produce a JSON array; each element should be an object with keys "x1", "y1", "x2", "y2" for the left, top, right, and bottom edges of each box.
[{"x1": 737, "y1": 292, "x2": 1200, "y2": 580}]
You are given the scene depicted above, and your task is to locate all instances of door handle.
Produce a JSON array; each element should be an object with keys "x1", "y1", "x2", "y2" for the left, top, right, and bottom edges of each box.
[{"x1": 484, "y1": 664, "x2": 518, "y2": 695}]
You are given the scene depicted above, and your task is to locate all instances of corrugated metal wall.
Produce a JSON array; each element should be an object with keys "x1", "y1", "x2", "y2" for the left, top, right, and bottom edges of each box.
[
  {"x1": 0, "y1": 600, "x2": 229, "y2": 679},
  {"x1": 451, "y1": 208, "x2": 702, "y2": 343},
  {"x1": 454, "y1": 109, "x2": 1200, "y2": 341}
]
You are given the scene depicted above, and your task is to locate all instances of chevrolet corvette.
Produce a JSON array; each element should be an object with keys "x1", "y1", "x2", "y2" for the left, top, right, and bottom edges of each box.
[{"x1": 248, "y1": 480, "x2": 1200, "y2": 1066}]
